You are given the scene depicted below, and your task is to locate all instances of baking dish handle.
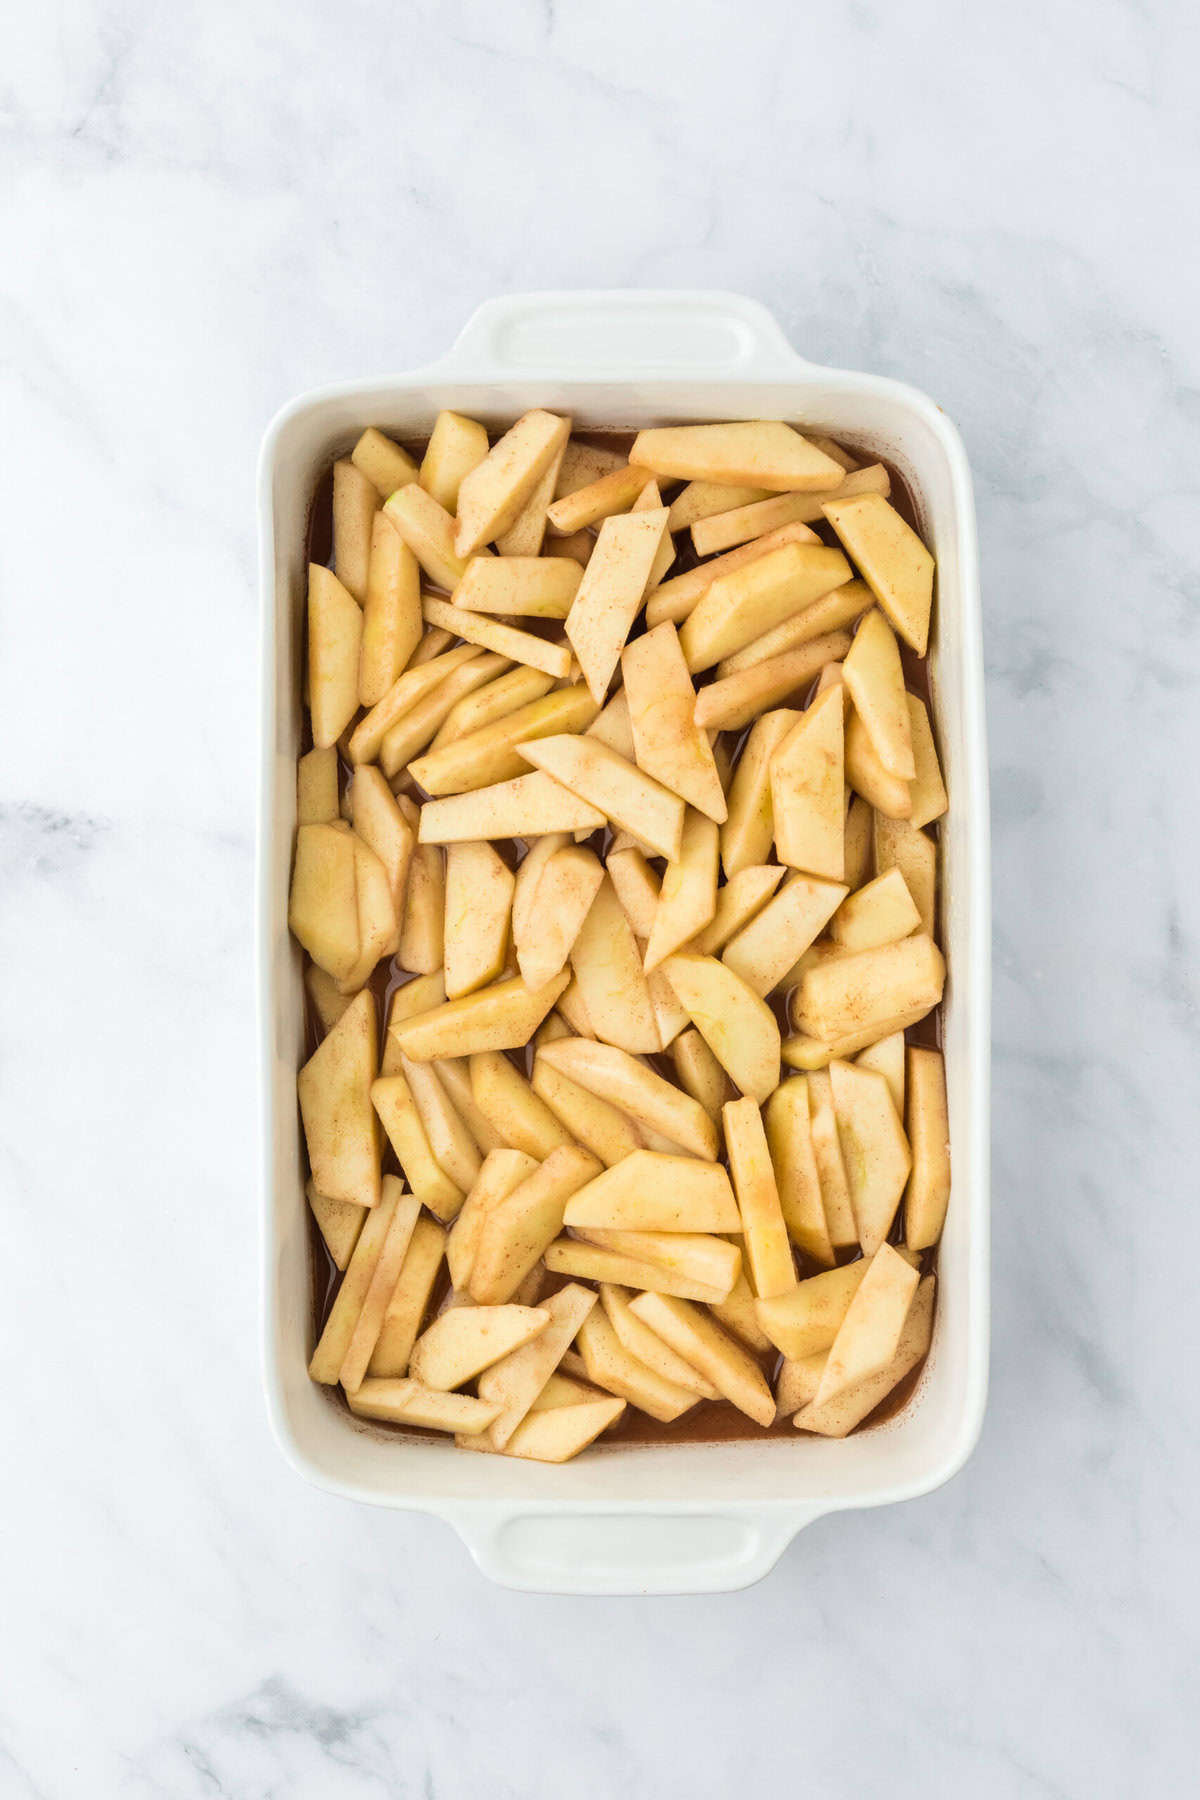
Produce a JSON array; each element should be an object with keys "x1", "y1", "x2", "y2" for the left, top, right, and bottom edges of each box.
[
  {"x1": 446, "y1": 1506, "x2": 823, "y2": 1596},
  {"x1": 434, "y1": 290, "x2": 811, "y2": 381}
]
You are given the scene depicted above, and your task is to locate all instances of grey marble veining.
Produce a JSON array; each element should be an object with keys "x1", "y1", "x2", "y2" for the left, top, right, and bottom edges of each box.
[{"x1": 3, "y1": 0, "x2": 1200, "y2": 1794}]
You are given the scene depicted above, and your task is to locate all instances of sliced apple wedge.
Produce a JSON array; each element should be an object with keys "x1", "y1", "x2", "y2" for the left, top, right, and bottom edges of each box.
[
  {"x1": 442, "y1": 840, "x2": 514, "y2": 1000},
  {"x1": 339, "y1": 1182, "x2": 423, "y2": 1392},
  {"x1": 573, "y1": 1228, "x2": 739, "y2": 1296},
  {"x1": 904, "y1": 1046, "x2": 951, "y2": 1251},
  {"x1": 514, "y1": 844, "x2": 604, "y2": 989},
  {"x1": 806, "y1": 1067, "x2": 858, "y2": 1247},
  {"x1": 543, "y1": 1239, "x2": 727, "y2": 1303},
  {"x1": 519, "y1": 735, "x2": 684, "y2": 860},
  {"x1": 351, "y1": 426, "x2": 419, "y2": 500},
  {"x1": 384, "y1": 483, "x2": 481, "y2": 591},
  {"x1": 546, "y1": 463, "x2": 651, "y2": 534},
  {"x1": 828, "y1": 1058, "x2": 912, "y2": 1254},
  {"x1": 690, "y1": 465, "x2": 890, "y2": 555},
  {"x1": 723, "y1": 1096, "x2": 796, "y2": 1299},
  {"x1": 644, "y1": 811, "x2": 719, "y2": 972},
  {"x1": 445, "y1": 1148, "x2": 539, "y2": 1293},
  {"x1": 692, "y1": 864, "x2": 784, "y2": 956},
  {"x1": 794, "y1": 1275, "x2": 935, "y2": 1437},
  {"x1": 349, "y1": 1380, "x2": 503, "y2": 1434},
  {"x1": 331, "y1": 457, "x2": 377, "y2": 604},
  {"x1": 621, "y1": 622, "x2": 727, "y2": 822},
  {"x1": 710, "y1": 1263, "x2": 774, "y2": 1352},
  {"x1": 455, "y1": 409, "x2": 571, "y2": 557},
  {"x1": 496, "y1": 436, "x2": 566, "y2": 556},
  {"x1": 630, "y1": 420, "x2": 845, "y2": 490},
  {"x1": 470, "y1": 1144, "x2": 601, "y2": 1304},
  {"x1": 530, "y1": 1054, "x2": 644, "y2": 1168},
  {"x1": 349, "y1": 767, "x2": 415, "y2": 914},
  {"x1": 396, "y1": 840, "x2": 444, "y2": 974},
  {"x1": 370, "y1": 1071, "x2": 463, "y2": 1219},
  {"x1": 535, "y1": 1036, "x2": 719, "y2": 1159},
  {"x1": 554, "y1": 440, "x2": 627, "y2": 498},
  {"x1": 563, "y1": 1151, "x2": 738, "y2": 1232},
  {"x1": 409, "y1": 1304, "x2": 549, "y2": 1391},
  {"x1": 399, "y1": 1054, "x2": 482, "y2": 1194},
  {"x1": 844, "y1": 794, "x2": 874, "y2": 892},
  {"x1": 388, "y1": 971, "x2": 569, "y2": 1062},
  {"x1": 418, "y1": 410, "x2": 489, "y2": 511},
  {"x1": 856, "y1": 1030, "x2": 907, "y2": 1115},
  {"x1": 842, "y1": 607, "x2": 914, "y2": 780},
  {"x1": 468, "y1": 1049, "x2": 572, "y2": 1158},
  {"x1": 419, "y1": 772, "x2": 605, "y2": 843},
  {"x1": 359, "y1": 512, "x2": 422, "y2": 705},
  {"x1": 298, "y1": 990, "x2": 380, "y2": 1209},
  {"x1": 720, "y1": 711, "x2": 798, "y2": 877},
  {"x1": 694, "y1": 631, "x2": 853, "y2": 733},
  {"x1": 585, "y1": 687, "x2": 637, "y2": 761},
  {"x1": 308, "y1": 564, "x2": 363, "y2": 748},
  {"x1": 905, "y1": 694, "x2": 948, "y2": 829},
  {"x1": 831, "y1": 867, "x2": 920, "y2": 953},
  {"x1": 770, "y1": 685, "x2": 845, "y2": 879},
  {"x1": 626, "y1": 1293, "x2": 775, "y2": 1426},
  {"x1": 414, "y1": 684, "x2": 599, "y2": 795},
  {"x1": 812, "y1": 1242, "x2": 918, "y2": 1407},
  {"x1": 763, "y1": 1078, "x2": 835, "y2": 1266},
  {"x1": 754, "y1": 1259, "x2": 869, "y2": 1359},
  {"x1": 306, "y1": 1178, "x2": 366, "y2": 1272},
  {"x1": 289, "y1": 823, "x2": 360, "y2": 983},
  {"x1": 421, "y1": 594, "x2": 572, "y2": 680},
  {"x1": 670, "y1": 1028, "x2": 730, "y2": 1123},
  {"x1": 297, "y1": 746, "x2": 339, "y2": 827},
  {"x1": 680, "y1": 542, "x2": 852, "y2": 673},
  {"x1": 503, "y1": 1395, "x2": 626, "y2": 1462},
  {"x1": 365, "y1": 1213, "x2": 447, "y2": 1377},
  {"x1": 714, "y1": 580, "x2": 872, "y2": 678},
  {"x1": 794, "y1": 932, "x2": 945, "y2": 1046},
  {"x1": 380, "y1": 651, "x2": 511, "y2": 777},
  {"x1": 722, "y1": 872, "x2": 847, "y2": 996},
  {"x1": 308, "y1": 1179, "x2": 401, "y2": 1384},
  {"x1": 661, "y1": 953, "x2": 780, "y2": 1102},
  {"x1": 599, "y1": 1286, "x2": 722, "y2": 1399},
  {"x1": 646, "y1": 520, "x2": 833, "y2": 629},
  {"x1": 577, "y1": 1308, "x2": 699, "y2": 1422},
  {"x1": 429, "y1": 664, "x2": 556, "y2": 752},
  {"x1": 347, "y1": 642, "x2": 479, "y2": 764},
  {"x1": 475, "y1": 1282, "x2": 598, "y2": 1449},
  {"x1": 562, "y1": 506, "x2": 669, "y2": 701},
  {"x1": 666, "y1": 479, "x2": 772, "y2": 532},
  {"x1": 822, "y1": 491, "x2": 934, "y2": 655},
  {"x1": 451, "y1": 555, "x2": 582, "y2": 618},
  {"x1": 873, "y1": 815, "x2": 937, "y2": 937}
]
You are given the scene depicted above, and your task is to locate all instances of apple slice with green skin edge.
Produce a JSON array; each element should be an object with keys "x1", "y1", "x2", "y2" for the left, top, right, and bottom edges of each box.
[
  {"x1": 828, "y1": 1058, "x2": 912, "y2": 1255},
  {"x1": 659, "y1": 953, "x2": 781, "y2": 1104},
  {"x1": 535, "y1": 1036, "x2": 719, "y2": 1160}
]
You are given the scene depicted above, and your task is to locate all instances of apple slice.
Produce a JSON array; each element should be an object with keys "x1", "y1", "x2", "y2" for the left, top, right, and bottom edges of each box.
[
  {"x1": 842, "y1": 607, "x2": 914, "y2": 779},
  {"x1": 644, "y1": 811, "x2": 719, "y2": 972},
  {"x1": 366, "y1": 1214, "x2": 446, "y2": 1377},
  {"x1": 455, "y1": 410, "x2": 571, "y2": 556},
  {"x1": 350, "y1": 767, "x2": 415, "y2": 913},
  {"x1": 692, "y1": 865, "x2": 784, "y2": 956},
  {"x1": 351, "y1": 427, "x2": 419, "y2": 500},
  {"x1": 631, "y1": 477, "x2": 676, "y2": 585},
  {"x1": 530, "y1": 1054, "x2": 643, "y2": 1167},
  {"x1": 305, "y1": 963, "x2": 354, "y2": 1036},
  {"x1": 409, "y1": 1304, "x2": 549, "y2": 1391},
  {"x1": 289, "y1": 823, "x2": 360, "y2": 983},
  {"x1": 660, "y1": 953, "x2": 780, "y2": 1103},
  {"x1": 670, "y1": 1029, "x2": 729, "y2": 1123},
  {"x1": 563, "y1": 1151, "x2": 738, "y2": 1232},
  {"x1": 306, "y1": 1178, "x2": 366, "y2": 1272},
  {"x1": 599, "y1": 1286, "x2": 722, "y2": 1399},
  {"x1": 470, "y1": 1145, "x2": 601, "y2": 1304},
  {"x1": 577, "y1": 1308, "x2": 698, "y2": 1422},
  {"x1": 503, "y1": 1395, "x2": 625, "y2": 1462},
  {"x1": 904, "y1": 1047, "x2": 951, "y2": 1251},
  {"x1": 443, "y1": 841, "x2": 514, "y2": 999},
  {"x1": 811, "y1": 1243, "x2": 919, "y2": 1406},
  {"x1": 543, "y1": 1238, "x2": 727, "y2": 1303},
  {"x1": 695, "y1": 631, "x2": 853, "y2": 733},
  {"x1": 385, "y1": 483, "x2": 483, "y2": 591},
  {"x1": 563, "y1": 506, "x2": 669, "y2": 701},
  {"x1": 514, "y1": 845, "x2": 605, "y2": 989},
  {"x1": 793, "y1": 933, "x2": 945, "y2": 1046},
  {"x1": 418, "y1": 772, "x2": 605, "y2": 843},
  {"x1": 350, "y1": 1379, "x2": 503, "y2": 1434},
  {"x1": 769, "y1": 686, "x2": 845, "y2": 879},
  {"x1": 721, "y1": 711, "x2": 798, "y2": 876},
  {"x1": 621, "y1": 622, "x2": 727, "y2": 822},
  {"x1": 429, "y1": 664, "x2": 556, "y2": 753},
  {"x1": 667, "y1": 479, "x2": 772, "y2": 531},
  {"x1": 605, "y1": 845, "x2": 660, "y2": 939},
  {"x1": 546, "y1": 463, "x2": 651, "y2": 534},
  {"x1": 380, "y1": 652, "x2": 511, "y2": 777},
  {"x1": 843, "y1": 702, "x2": 911, "y2": 819},
  {"x1": 334, "y1": 832, "x2": 397, "y2": 994},
  {"x1": 874, "y1": 815, "x2": 937, "y2": 937},
  {"x1": 399, "y1": 1054, "x2": 481, "y2": 1194},
  {"x1": 775, "y1": 1352, "x2": 828, "y2": 1418},
  {"x1": 370, "y1": 1071, "x2": 463, "y2": 1219},
  {"x1": 359, "y1": 513, "x2": 422, "y2": 705},
  {"x1": 388, "y1": 971, "x2": 569, "y2": 1062},
  {"x1": 831, "y1": 867, "x2": 920, "y2": 953},
  {"x1": 331, "y1": 458, "x2": 377, "y2": 603},
  {"x1": 754, "y1": 1259, "x2": 869, "y2": 1358},
  {"x1": 511, "y1": 832, "x2": 569, "y2": 944},
  {"x1": 445, "y1": 1148, "x2": 539, "y2": 1292},
  {"x1": 308, "y1": 1180, "x2": 403, "y2": 1384},
  {"x1": 585, "y1": 688, "x2": 637, "y2": 761},
  {"x1": 308, "y1": 564, "x2": 363, "y2": 748},
  {"x1": 722, "y1": 872, "x2": 847, "y2": 996},
  {"x1": 690, "y1": 465, "x2": 890, "y2": 555},
  {"x1": 856, "y1": 1030, "x2": 906, "y2": 1115},
  {"x1": 347, "y1": 643, "x2": 479, "y2": 764},
  {"x1": 794, "y1": 1274, "x2": 935, "y2": 1436},
  {"x1": 475, "y1": 1282, "x2": 598, "y2": 1449},
  {"x1": 396, "y1": 841, "x2": 444, "y2": 974},
  {"x1": 806, "y1": 1067, "x2": 858, "y2": 1247},
  {"x1": 419, "y1": 410, "x2": 489, "y2": 512},
  {"x1": 828, "y1": 1059, "x2": 912, "y2": 1254},
  {"x1": 906, "y1": 694, "x2": 948, "y2": 828},
  {"x1": 723, "y1": 1096, "x2": 796, "y2": 1299},
  {"x1": 338, "y1": 1182, "x2": 423, "y2": 1392},
  {"x1": 626, "y1": 1293, "x2": 775, "y2": 1426},
  {"x1": 714, "y1": 580, "x2": 872, "y2": 678},
  {"x1": 469, "y1": 1050, "x2": 573, "y2": 1159},
  {"x1": 680, "y1": 542, "x2": 852, "y2": 672},
  {"x1": 496, "y1": 434, "x2": 566, "y2": 556},
  {"x1": 298, "y1": 990, "x2": 380, "y2": 1208},
  {"x1": 822, "y1": 491, "x2": 935, "y2": 655},
  {"x1": 630, "y1": 420, "x2": 845, "y2": 490},
  {"x1": 646, "y1": 520, "x2": 833, "y2": 629},
  {"x1": 844, "y1": 795, "x2": 873, "y2": 891},
  {"x1": 535, "y1": 1036, "x2": 719, "y2": 1159},
  {"x1": 297, "y1": 746, "x2": 339, "y2": 827},
  {"x1": 421, "y1": 594, "x2": 571, "y2": 680},
  {"x1": 563, "y1": 876, "x2": 662, "y2": 1054},
  {"x1": 450, "y1": 555, "x2": 582, "y2": 618},
  {"x1": 763, "y1": 1078, "x2": 835, "y2": 1266}
]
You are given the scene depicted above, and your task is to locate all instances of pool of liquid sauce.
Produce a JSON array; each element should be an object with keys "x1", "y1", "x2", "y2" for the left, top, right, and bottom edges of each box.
[{"x1": 302, "y1": 428, "x2": 942, "y2": 1445}]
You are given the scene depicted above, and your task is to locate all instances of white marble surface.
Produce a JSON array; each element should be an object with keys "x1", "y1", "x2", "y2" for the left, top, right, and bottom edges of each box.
[{"x1": 4, "y1": 0, "x2": 1199, "y2": 1793}]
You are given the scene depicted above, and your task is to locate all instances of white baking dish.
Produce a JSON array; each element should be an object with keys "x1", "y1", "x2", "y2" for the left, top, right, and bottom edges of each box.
[{"x1": 257, "y1": 290, "x2": 990, "y2": 1595}]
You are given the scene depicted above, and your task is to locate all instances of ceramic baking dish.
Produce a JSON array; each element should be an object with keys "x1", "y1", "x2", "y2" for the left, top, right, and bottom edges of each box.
[{"x1": 257, "y1": 290, "x2": 990, "y2": 1595}]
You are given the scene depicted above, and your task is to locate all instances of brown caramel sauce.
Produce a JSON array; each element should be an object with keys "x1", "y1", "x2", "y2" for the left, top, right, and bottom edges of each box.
[{"x1": 301, "y1": 428, "x2": 941, "y2": 1446}]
